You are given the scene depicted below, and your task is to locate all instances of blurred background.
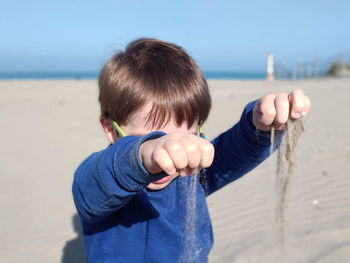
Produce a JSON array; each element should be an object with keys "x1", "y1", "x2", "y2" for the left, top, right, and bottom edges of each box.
[
  {"x1": 0, "y1": 1, "x2": 349, "y2": 263},
  {"x1": 1, "y1": 0, "x2": 349, "y2": 79}
]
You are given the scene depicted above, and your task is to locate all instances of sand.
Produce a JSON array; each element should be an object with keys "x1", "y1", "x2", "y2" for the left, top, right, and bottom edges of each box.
[{"x1": 0, "y1": 78, "x2": 349, "y2": 263}]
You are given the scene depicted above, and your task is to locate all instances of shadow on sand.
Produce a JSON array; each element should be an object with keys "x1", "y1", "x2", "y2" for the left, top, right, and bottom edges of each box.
[{"x1": 62, "y1": 213, "x2": 87, "y2": 263}]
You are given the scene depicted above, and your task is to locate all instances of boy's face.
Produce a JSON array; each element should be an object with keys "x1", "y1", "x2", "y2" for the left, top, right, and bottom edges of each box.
[{"x1": 103, "y1": 103, "x2": 199, "y2": 190}]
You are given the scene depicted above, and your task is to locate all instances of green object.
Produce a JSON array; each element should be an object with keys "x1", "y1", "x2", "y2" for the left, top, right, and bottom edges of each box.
[
  {"x1": 112, "y1": 121, "x2": 126, "y2": 137},
  {"x1": 199, "y1": 125, "x2": 205, "y2": 139},
  {"x1": 113, "y1": 120, "x2": 205, "y2": 139}
]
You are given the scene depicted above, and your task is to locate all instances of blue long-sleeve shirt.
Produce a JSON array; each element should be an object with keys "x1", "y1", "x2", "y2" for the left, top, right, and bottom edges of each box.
[{"x1": 72, "y1": 101, "x2": 277, "y2": 263}]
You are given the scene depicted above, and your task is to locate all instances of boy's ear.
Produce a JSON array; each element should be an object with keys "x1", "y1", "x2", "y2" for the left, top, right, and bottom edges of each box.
[{"x1": 100, "y1": 117, "x2": 118, "y2": 143}]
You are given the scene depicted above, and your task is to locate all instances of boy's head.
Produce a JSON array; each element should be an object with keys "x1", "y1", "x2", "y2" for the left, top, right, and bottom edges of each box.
[{"x1": 98, "y1": 38, "x2": 211, "y2": 142}]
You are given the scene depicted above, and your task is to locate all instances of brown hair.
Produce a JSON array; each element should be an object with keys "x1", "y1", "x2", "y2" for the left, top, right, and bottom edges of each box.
[{"x1": 98, "y1": 38, "x2": 211, "y2": 129}]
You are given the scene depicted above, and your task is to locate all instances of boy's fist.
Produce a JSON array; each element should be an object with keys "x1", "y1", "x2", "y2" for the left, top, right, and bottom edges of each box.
[
  {"x1": 140, "y1": 133, "x2": 214, "y2": 177},
  {"x1": 252, "y1": 89, "x2": 311, "y2": 131}
]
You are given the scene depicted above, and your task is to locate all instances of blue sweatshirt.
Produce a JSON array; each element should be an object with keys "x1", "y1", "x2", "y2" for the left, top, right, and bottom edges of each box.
[{"x1": 72, "y1": 101, "x2": 276, "y2": 263}]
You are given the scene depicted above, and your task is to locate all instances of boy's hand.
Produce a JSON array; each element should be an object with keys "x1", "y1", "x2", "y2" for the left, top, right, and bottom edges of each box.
[
  {"x1": 252, "y1": 89, "x2": 311, "y2": 131},
  {"x1": 140, "y1": 133, "x2": 214, "y2": 177}
]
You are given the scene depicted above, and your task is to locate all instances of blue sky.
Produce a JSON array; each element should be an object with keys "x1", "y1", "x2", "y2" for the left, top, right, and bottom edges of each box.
[{"x1": 0, "y1": 0, "x2": 349, "y2": 72}]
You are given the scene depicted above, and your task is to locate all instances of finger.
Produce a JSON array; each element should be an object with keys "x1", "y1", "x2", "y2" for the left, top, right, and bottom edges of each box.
[
  {"x1": 302, "y1": 95, "x2": 311, "y2": 116},
  {"x1": 163, "y1": 139, "x2": 188, "y2": 170},
  {"x1": 198, "y1": 140, "x2": 215, "y2": 168},
  {"x1": 152, "y1": 147, "x2": 176, "y2": 176},
  {"x1": 289, "y1": 89, "x2": 305, "y2": 119},
  {"x1": 257, "y1": 94, "x2": 277, "y2": 127},
  {"x1": 179, "y1": 137, "x2": 201, "y2": 169},
  {"x1": 181, "y1": 135, "x2": 214, "y2": 168},
  {"x1": 274, "y1": 93, "x2": 289, "y2": 129},
  {"x1": 178, "y1": 167, "x2": 195, "y2": 177}
]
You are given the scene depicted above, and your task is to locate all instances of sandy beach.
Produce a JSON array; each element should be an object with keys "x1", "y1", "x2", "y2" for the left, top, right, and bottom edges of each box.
[{"x1": 0, "y1": 78, "x2": 349, "y2": 263}]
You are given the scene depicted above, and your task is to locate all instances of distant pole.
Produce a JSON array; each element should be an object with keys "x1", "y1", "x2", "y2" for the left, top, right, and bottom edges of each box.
[
  {"x1": 313, "y1": 55, "x2": 318, "y2": 78},
  {"x1": 307, "y1": 66, "x2": 313, "y2": 79},
  {"x1": 278, "y1": 63, "x2": 287, "y2": 80},
  {"x1": 299, "y1": 60, "x2": 304, "y2": 79},
  {"x1": 341, "y1": 50, "x2": 346, "y2": 70},
  {"x1": 277, "y1": 64, "x2": 282, "y2": 80},
  {"x1": 266, "y1": 52, "x2": 274, "y2": 81},
  {"x1": 292, "y1": 66, "x2": 297, "y2": 80},
  {"x1": 281, "y1": 63, "x2": 288, "y2": 79}
]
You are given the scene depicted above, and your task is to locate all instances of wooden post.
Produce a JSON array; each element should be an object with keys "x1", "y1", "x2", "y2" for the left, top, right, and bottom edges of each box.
[
  {"x1": 292, "y1": 66, "x2": 297, "y2": 80},
  {"x1": 313, "y1": 54, "x2": 318, "y2": 78}
]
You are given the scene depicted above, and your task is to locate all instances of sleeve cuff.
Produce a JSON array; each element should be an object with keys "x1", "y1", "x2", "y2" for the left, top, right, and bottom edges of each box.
[{"x1": 113, "y1": 131, "x2": 167, "y2": 192}]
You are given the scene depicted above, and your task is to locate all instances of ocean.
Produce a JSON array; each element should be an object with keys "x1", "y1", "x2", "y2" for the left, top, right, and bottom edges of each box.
[{"x1": 0, "y1": 71, "x2": 266, "y2": 80}]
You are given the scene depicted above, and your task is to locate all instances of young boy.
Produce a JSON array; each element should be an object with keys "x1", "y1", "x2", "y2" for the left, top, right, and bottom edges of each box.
[{"x1": 72, "y1": 38, "x2": 311, "y2": 263}]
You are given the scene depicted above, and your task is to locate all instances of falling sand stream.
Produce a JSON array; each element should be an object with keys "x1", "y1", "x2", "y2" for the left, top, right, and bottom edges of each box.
[
  {"x1": 179, "y1": 173, "x2": 199, "y2": 263},
  {"x1": 271, "y1": 117, "x2": 305, "y2": 251},
  {"x1": 179, "y1": 118, "x2": 305, "y2": 262}
]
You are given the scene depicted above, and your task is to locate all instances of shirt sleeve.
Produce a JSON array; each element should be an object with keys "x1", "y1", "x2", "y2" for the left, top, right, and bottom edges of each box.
[
  {"x1": 72, "y1": 131, "x2": 166, "y2": 223},
  {"x1": 203, "y1": 100, "x2": 283, "y2": 196}
]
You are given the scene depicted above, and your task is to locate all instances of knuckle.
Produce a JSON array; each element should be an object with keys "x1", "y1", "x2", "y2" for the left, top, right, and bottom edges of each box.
[
  {"x1": 165, "y1": 140, "x2": 181, "y2": 153},
  {"x1": 186, "y1": 143, "x2": 199, "y2": 153},
  {"x1": 202, "y1": 142, "x2": 214, "y2": 153},
  {"x1": 276, "y1": 96, "x2": 289, "y2": 108},
  {"x1": 263, "y1": 93, "x2": 276, "y2": 100},
  {"x1": 152, "y1": 147, "x2": 165, "y2": 163},
  {"x1": 274, "y1": 117, "x2": 285, "y2": 125},
  {"x1": 201, "y1": 156, "x2": 214, "y2": 168},
  {"x1": 294, "y1": 89, "x2": 304, "y2": 95},
  {"x1": 201, "y1": 145, "x2": 215, "y2": 168},
  {"x1": 159, "y1": 161, "x2": 172, "y2": 171},
  {"x1": 164, "y1": 164, "x2": 174, "y2": 172},
  {"x1": 278, "y1": 100, "x2": 289, "y2": 110},
  {"x1": 176, "y1": 158, "x2": 188, "y2": 169},
  {"x1": 264, "y1": 108, "x2": 276, "y2": 119},
  {"x1": 260, "y1": 94, "x2": 275, "y2": 106},
  {"x1": 305, "y1": 96, "x2": 311, "y2": 107},
  {"x1": 293, "y1": 100, "x2": 305, "y2": 111},
  {"x1": 188, "y1": 160, "x2": 199, "y2": 169}
]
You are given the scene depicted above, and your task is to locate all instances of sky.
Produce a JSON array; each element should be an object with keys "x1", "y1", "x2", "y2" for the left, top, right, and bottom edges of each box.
[{"x1": 0, "y1": 0, "x2": 349, "y2": 72}]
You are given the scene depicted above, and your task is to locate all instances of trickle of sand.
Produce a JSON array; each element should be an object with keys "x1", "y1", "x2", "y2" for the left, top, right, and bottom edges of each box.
[
  {"x1": 271, "y1": 118, "x2": 305, "y2": 250},
  {"x1": 178, "y1": 173, "x2": 199, "y2": 263}
]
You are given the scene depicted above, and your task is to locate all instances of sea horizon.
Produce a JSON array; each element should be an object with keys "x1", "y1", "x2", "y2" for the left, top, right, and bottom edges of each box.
[{"x1": 0, "y1": 70, "x2": 268, "y2": 80}]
